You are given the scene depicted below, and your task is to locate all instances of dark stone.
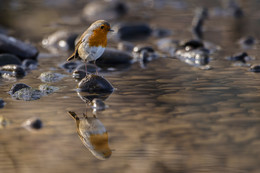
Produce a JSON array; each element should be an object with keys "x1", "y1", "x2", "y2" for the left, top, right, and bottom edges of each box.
[
  {"x1": 22, "y1": 117, "x2": 43, "y2": 130},
  {"x1": 11, "y1": 88, "x2": 42, "y2": 101},
  {"x1": 0, "y1": 34, "x2": 38, "y2": 61},
  {"x1": 9, "y1": 83, "x2": 31, "y2": 95},
  {"x1": 180, "y1": 40, "x2": 204, "y2": 50},
  {"x1": 226, "y1": 52, "x2": 249, "y2": 63},
  {"x1": 82, "y1": 1, "x2": 128, "y2": 21},
  {"x1": 96, "y1": 47, "x2": 133, "y2": 68},
  {"x1": 249, "y1": 65, "x2": 260, "y2": 72},
  {"x1": 133, "y1": 45, "x2": 155, "y2": 54},
  {"x1": 77, "y1": 74, "x2": 114, "y2": 93},
  {"x1": 22, "y1": 59, "x2": 38, "y2": 70},
  {"x1": 0, "y1": 65, "x2": 26, "y2": 79},
  {"x1": 39, "y1": 71, "x2": 66, "y2": 83},
  {"x1": 60, "y1": 61, "x2": 79, "y2": 73},
  {"x1": 238, "y1": 36, "x2": 256, "y2": 49},
  {"x1": 117, "y1": 41, "x2": 134, "y2": 53},
  {"x1": 116, "y1": 23, "x2": 152, "y2": 41},
  {"x1": 92, "y1": 98, "x2": 107, "y2": 111},
  {"x1": 72, "y1": 70, "x2": 86, "y2": 81},
  {"x1": 42, "y1": 30, "x2": 78, "y2": 53},
  {"x1": 0, "y1": 54, "x2": 22, "y2": 66},
  {"x1": 0, "y1": 99, "x2": 5, "y2": 109}
]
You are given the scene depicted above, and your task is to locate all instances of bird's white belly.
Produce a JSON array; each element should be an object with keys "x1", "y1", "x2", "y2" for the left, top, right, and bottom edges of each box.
[{"x1": 78, "y1": 44, "x2": 105, "y2": 62}]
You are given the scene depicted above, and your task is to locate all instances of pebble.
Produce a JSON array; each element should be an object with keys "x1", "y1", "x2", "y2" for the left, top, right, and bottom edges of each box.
[
  {"x1": 9, "y1": 83, "x2": 31, "y2": 95},
  {"x1": 82, "y1": 0, "x2": 128, "y2": 21},
  {"x1": 115, "y1": 23, "x2": 152, "y2": 41},
  {"x1": 22, "y1": 117, "x2": 43, "y2": 131},
  {"x1": 96, "y1": 47, "x2": 133, "y2": 68},
  {"x1": 249, "y1": 65, "x2": 260, "y2": 72},
  {"x1": 0, "y1": 33, "x2": 39, "y2": 61},
  {"x1": 226, "y1": 52, "x2": 250, "y2": 63},
  {"x1": 238, "y1": 36, "x2": 256, "y2": 49},
  {"x1": 22, "y1": 59, "x2": 38, "y2": 71},
  {"x1": 0, "y1": 65, "x2": 26, "y2": 79},
  {"x1": 42, "y1": 30, "x2": 78, "y2": 53},
  {"x1": 0, "y1": 99, "x2": 5, "y2": 109},
  {"x1": 39, "y1": 71, "x2": 66, "y2": 83},
  {"x1": 11, "y1": 88, "x2": 42, "y2": 101},
  {"x1": 0, "y1": 54, "x2": 22, "y2": 66},
  {"x1": 38, "y1": 84, "x2": 59, "y2": 95},
  {"x1": 0, "y1": 116, "x2": 11, "y2": 129},
  {"x1": 77, "y1": 74, "x2": 114, "y2": 93}
]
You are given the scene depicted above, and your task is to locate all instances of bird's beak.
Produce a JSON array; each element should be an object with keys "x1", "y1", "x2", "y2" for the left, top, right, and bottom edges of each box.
[{"x1": 109, "y1": 29, "x2": 114, "y2": 32}]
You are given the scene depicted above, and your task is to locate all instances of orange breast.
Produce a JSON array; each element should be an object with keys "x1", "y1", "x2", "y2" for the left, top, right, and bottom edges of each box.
[{"x1": 88, "y1": 29, "x2": 107, "y2": 47}]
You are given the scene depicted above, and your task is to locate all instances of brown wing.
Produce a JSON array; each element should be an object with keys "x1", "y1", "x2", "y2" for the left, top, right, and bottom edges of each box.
[{"x1": 67, "y1": 40, "x2": 81, "y2": 61}]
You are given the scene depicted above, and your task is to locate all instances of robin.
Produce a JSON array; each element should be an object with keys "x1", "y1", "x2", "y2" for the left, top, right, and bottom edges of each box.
[{"x1": 67, "y1": 20, "x2": 113, "y2": 74}]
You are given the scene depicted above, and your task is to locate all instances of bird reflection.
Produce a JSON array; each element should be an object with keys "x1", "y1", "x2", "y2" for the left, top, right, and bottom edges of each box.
[
  {"x1": 76, "y1": 90, "x2": 111, "y2": 103},
  {"x1": 67, "y1": 111, "x2": 112, "y2": 160}
]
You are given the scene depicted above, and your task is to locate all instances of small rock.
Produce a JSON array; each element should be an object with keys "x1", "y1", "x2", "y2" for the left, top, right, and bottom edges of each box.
[
  {"x1": 42, "y1": 30, "x2": 78, "y2": 53},
  {"x1": 96, "y1": 47, "x2": 133, "y2": 69},
  {"x1": 82, "y1": 0, "x2": 128, "y2": 21},
  {"x1": 22, "y1": 117, "x2": 43, "y2": 131},
  {"x1": 156, "y1": 38, "x2": 179, "y2": 56},
  {"x1": 11, "y1": 88, "x2": 42, "y2": 101},
  {"x1": 133, "y1": 45, "x2": 158, "y2": 68},
  {"x1": 60, "y1": 61, "x2": 80, "y2": 73},
  {"x1": 9, "y1": 83, "x2": 31, "y2": 95},
  {"x1": 0, "y1": 99, "x2": 6, "y2": 109},
  {"x1": 72, "y1": 70, "x2": 87, "y2": 81},
  {"x1": 0, "y1": 34, "x2": 38, "y2": 61},
  {"x1": 180, "y1": 39, "x2": 204, "y2": 51},
  {"x1": 117, "y1": 41, "x2": 134, "y2": 53},
  {"x1": 226, "y1": 52, "x2": 251, "y2": 63},
  {"x1": 238, "y1": 36, "x2": 256, "y2": 49},
  {"x1": 116, "y1": 23, "x2": 152, "y2": 41},
  {"x1": 39, "y1": 71, "x2": 66, "y2": 83},
  {"x1": 249, "y1": 65, "x2": 260, "y2": 72},
  {"x1": 0, "y1": 65, "x2": 26, "y2": 79},
  {"x1": 0, "y1": 116, "x2": 11, "y2": 129},
  {"x1": 0, "y1": 54, "x2": 22, "y2": 66},
  {"x1": 39, "y1": 84, "x2": 59, "y2": 95},
  {"x1": 77, "y1": 74, "x2": 114, "y2": 93},
  {"x1": 22, "y1": 59, "x2": 38, "y2": 70}
]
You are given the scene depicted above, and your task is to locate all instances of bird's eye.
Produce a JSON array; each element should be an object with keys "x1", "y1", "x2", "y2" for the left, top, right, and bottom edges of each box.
[{"x1": 100, "y1": 26, "x2": 104, "y2": 29}]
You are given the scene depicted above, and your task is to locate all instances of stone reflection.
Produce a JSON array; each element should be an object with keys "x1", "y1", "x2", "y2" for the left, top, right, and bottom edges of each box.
[{"x1": 68, "y1": 111, "x2": 112, "y2": 160}]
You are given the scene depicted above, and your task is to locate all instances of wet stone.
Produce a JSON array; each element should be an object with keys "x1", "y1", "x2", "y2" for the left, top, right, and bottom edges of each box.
[
  {"x1": 39, "y1": 84, "x2": 59, "y2": 95},
  {"x1": 82, "y1": 0, "x2": 128, "y2": 21},
  {"x1": 0, "y1": 98, "x2": 5, "y2": 109},
  {"x1": 238, "y1": 36, "x2": 256, "y2": 49},
  {"x1": 133, "y1": 45, "x2": 158, "y2": 68},
  {"x1": 0, "y1": 116, "x2": 11, "y2": 129},
  {"x1": 42, "y1": 30, "x2": 78, "y2": 53},
  {"x1": 0, "y1": 34, "x2": 38, "y2": 61},
  {"x1": 96, "y1": 47, "x2": 133, "y2": 68},
  {"x1": 116, "y1": 23, "x2": 152, "y2": 41},
  {"x1": 0, "y1": 53, "x2": 22, "y2": 66},
  {"x1": 0, "y1": 65, "x2": 26, "y2": 79},
  {"x1": 39, "y1": 71, "x2": 66, "y2": 83},
  {"x1": 22, "y1": 117, "x2": 43, "y2": 131},
  {"x1": 226, "y1": 52, "x2": 250, "y2": 63},
  {"x1": 180, "y1": 39, "x2": 204, "y2": 51},
  {"x1": 249, "y1": 65, "x2": 260, "y2": 73},
  {"x1": 156, "y1": 38, "x2": 179, "y2": 56},
  {"x1": 60, "y1": 61, "x2": 80, "y2": 73},
  {"x1": 11, "y1": 88, "x2": 42, "y2": 101},
  {"x1": 77, "y1": 74, "x2": 114, "y2": 93},
  {"x1": 9, "y1": 83, "x2": 31, "y2": 95},
  {"x1": 22, "y1": 59, "x2": 38, "y2": 71},
  {"x1": 117, "y1": 41, "x2": 134, "y2": 53}
]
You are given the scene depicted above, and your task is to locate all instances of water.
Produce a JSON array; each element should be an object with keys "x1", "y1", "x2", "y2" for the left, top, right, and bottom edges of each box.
[{"x1": 0, "y1": 0, "x2": 260, "y2": 173}]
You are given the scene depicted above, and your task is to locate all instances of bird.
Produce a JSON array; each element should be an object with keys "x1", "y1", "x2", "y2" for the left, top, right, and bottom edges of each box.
[{"x1": 67, "y1": 20, "x2": 113, "y2": 74}]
